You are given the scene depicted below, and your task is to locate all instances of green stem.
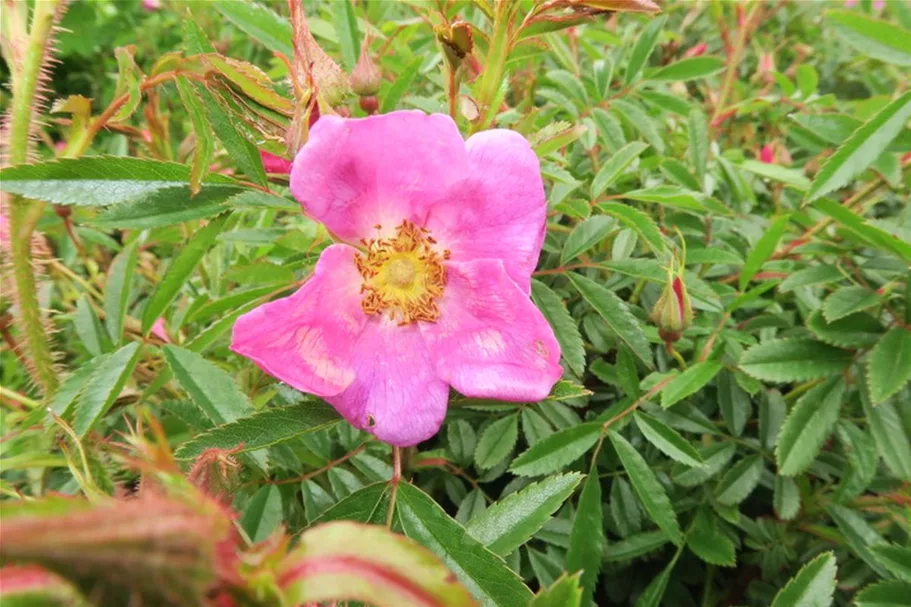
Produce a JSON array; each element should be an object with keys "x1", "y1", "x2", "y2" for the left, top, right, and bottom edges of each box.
[
  {"x1": 4, "y1": 0, "x2": 65, "y2": 397},
  {"x1": 473, "y1": 1, "x2": 516, "y2": 131}
]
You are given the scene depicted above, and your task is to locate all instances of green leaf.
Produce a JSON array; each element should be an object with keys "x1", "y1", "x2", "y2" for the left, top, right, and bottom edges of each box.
[
  {"x1": 163, "y1": 344, "x2": 253, "y2": 424},
  {"x1": 73, "y1": 343, "x2": 142, "y2": 437},
  {"x1": 779, "y1": 265, "x2": 844, "y2": 292},
  {"x1": 775, "y1": 377, "x2": 846, "y2": 476},
  {"x1": 395, "y1": 483, "x2": 533, "y2": 606},
  {"x1": 648, "y1": 57, "x2": 725, "y2": 81},
  {"x1": 687, "y1": 507, "x2": 735, "y2": 567},
  {"x1": 812, "y1": 198, "x2": 911, "y2": 262},
  {"x1": 604, "y1": 531, "x2": 669, "y2": 562},
  {"x1": 591, "y1": 141, "x2": 648, "y2": 198},
  {"x1": 635, "y1": 555, "x2": 677, "y2": 607},
  {"x1": 447, "y1": 420, "x2": 477, "y2": 467},
  {"x1": 612, "y1": 100, "x2": 665, "y2": 154},
  {"x1": 738, "y1": 160, "x2": 811, "y2": 191},
  {"x1": 740, "y1": 214, "x2": 791, "y2": 290},
  {"x1": 532, "y1": 281, "x2": 586, "y2": 376},
  {"x1": 807, "y1": 310, "x2": 884, "y2": 348},
  {"x1": 872, "y1": 544, "x2": 911, "y2": 582},
  {"x1": 661, "y1": 360, "x2": 723, "y2": 408},
  {"x1": 561, "y1": 216, "x2": 614, "y2": 265},
  {"x1": 714, "y1": 455, "x2": 763, "y2": 506},
  {"x1": 174, "y1": 402, "x2": 340, "y2": 460},
  {"x1": 466, "y1": 473, "x2": 582, "y2": 556},
  {"x1": 688, "y1": 109, "x2": 709, "y2": 183},
  {"x1": 770, "y1": 552, "x2": 837, "y2": 607},
  {"x1": 565, "y1": 467, "x2": 604, "y2": 604},
  {"x1": 625, "y1": 16, "x2": 666, "y2": 85},
  {"x1": 380, "y1": 57, "x2": 422, "y2": 114},
  {"x1": 739, "y1": 338, "x2": 852, "y2": 382},
  {"x1": 51, "y1": 358, "x2": 99, "y2": 417},
  {"x1": 73, "y1": 294, "x2": 109, "y2": 357},
  {"x1": 567, "y1": 273, "x2": 653, "y2": 368},
  {"x1": 608, "y1": 431, "x2": 682, "y2": 546},
  {"x1": 474, "y1": 414, "x2": 519, "y2": 470},
  {"x1": 672, "y1": 443, "x2": 736, "y2": 487},
  {"x1": 510, "y1": 422, "x2": 602, "y2": 477},
  {"x1": 182, "y1": 18, "x2": 215, "y2": 54},
  {"x1": 867, "y1": 328, "x2": 911, "y2": 403},
  {"x1": 823, "y1": 286, "x2": 881, "y2": 322},
  {"x1": 597, "y1": 202, "x2": 665, "y2": 254},
  {"x1": 716, "y1": 369, "x2": 751, "y2": 437},
  {"x1": 774, "y1": 475, "x2": 801, "y2": 520},
  {"x1": 826, "y1": 10, "x2": 911, "y2": 66},
  {"x1": 548, "y1": 380, "x2": 594, "y2": 401},
  {"x1": 634, "y1": 412, "x2": 703, "y2": 467},
  {"x1": 855, "y1": 581, "x2": 911, "y2": 607},
  {"x1": 806, "y1": 91, "x2": 911, "y2": 202},
  {"x1": 311, "y1": 482, "x2": 389, "y2": 525},
  {"x1": 623, "y1": 186, "x2": 705, "y2": 212},
  {"x1": 193, "y1": 84, "x2": 267, "y2": 187},
  {"x1": 240, "y1": 485, "x2": 283, "y2": 543},
  {"x1": 141, "y1": 214, "x2": 229, "y2": 334},
  {"x1": 214, "y1": 0, "x2": 293, "y2": 56},
  {"x1": 175, "y1": 76, "x2": 214, "y2": 194},
  {"x1": 529, "y1": 574, "x2": 583, "y2": 607},
  {"x1": 610, "y1": 476, "x2": 642, "y2": 537},
  {"x1": 862, "y1": 388, "x2": 911, "y2": 481},
  {"x1": 0, "y1": 157, "x2": 236, "y2": 206},
  {"x1": 828, "y1": 504, "x2": 889, "y2": 577},
  {"x1": 331, "y1": 0, "x2": 360, "y2": 70},
  {"x1": 103, "y1": 241, "x2": 138, "y2": 346},
  {"x1": 91, "y1": 186, "x2": 236, "y2": 229}
]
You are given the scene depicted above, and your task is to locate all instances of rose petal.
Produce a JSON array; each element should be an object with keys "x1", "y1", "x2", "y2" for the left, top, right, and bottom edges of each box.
[
  {"x1": 421, "y1": 259, "x2": 563, "y2": 401},
  {"x1": 426, "y1": 128, "x2": 547, "y2": 294},
  {"x1": 290, "y1": 111, "x2": 467, "y2": 243},
  {"x1": 231, "y1": 244, "x2": 366, "y2": 397},
  {"x1": 327, "y1": 319, "x2": 449, "y2": 447}
]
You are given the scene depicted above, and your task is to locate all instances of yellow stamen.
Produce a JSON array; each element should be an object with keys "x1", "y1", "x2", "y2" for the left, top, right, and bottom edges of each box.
[{"x1": 356, "y1": 220, "x2": 448, "y2": 324}]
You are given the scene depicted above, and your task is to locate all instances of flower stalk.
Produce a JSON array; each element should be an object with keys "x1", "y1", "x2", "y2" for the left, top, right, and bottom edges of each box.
[{"x1": 2, "y1": 0, "x2": 67, "y2": 396}]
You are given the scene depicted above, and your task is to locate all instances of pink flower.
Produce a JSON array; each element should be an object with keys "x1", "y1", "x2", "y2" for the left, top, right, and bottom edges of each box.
[
  {"x1": 260, "y1": 151, "x2": 293, "y2": 174},
  {"x1": 231, "y1": 111, "x2": 562, "y2": 446},
  {"x1": 151, "y1": 318, "x2": 170, "y2": 343},
  {"x1": 759, "y1": 144, "x2": 776, "y2": 164},
  {"x1": 683, "y1": 43, "x2": 708, "y2": 59},
  {"x1": 142, "y1": 0, "x2": 161, "y2": 11}
]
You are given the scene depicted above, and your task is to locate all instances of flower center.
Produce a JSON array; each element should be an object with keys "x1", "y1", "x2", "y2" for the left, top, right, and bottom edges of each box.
[{"x1": 355, "y1": 220, "x2": 448, "y2": 324}]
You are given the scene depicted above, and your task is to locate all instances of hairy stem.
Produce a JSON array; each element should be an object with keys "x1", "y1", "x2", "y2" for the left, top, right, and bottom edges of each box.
[{"x1": 3, "y1": 0, "x2": 66, "y2": 396}]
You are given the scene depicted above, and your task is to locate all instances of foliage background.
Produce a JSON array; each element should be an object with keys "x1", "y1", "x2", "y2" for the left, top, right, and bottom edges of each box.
[{"x1": 1, "y1": 0, "x2": 910, "y2": 606}]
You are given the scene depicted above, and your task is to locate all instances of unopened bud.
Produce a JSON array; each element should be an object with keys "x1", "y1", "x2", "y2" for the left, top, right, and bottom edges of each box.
[
  {"x1": 359, "y1": 95, "x2": 378, "y2": 114},
  {"x1": 187, "y1": 447, "x2": 242, "y2": 506},
  {"x1": 351, "y1": 44, "x2": 382, "y2": 97},
  {"x1": 651, "y1": 268, "x2": 693, "y2": 343},
  {"x1": 436, "y1": 20, "x2": 473, "y2": 73}
]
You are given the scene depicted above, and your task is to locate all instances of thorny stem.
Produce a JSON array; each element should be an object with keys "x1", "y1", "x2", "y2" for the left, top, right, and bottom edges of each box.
[
  {"x1": 386, "y1": 446, "x2": 402, "y2": 528},
  {"x1": 4, "y1": 0, "x2": 66, "y2": 397}
]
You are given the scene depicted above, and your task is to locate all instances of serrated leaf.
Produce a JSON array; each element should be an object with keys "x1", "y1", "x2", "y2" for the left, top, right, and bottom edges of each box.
[
  {"x1": 612, "y1": 100, "x2": 665, "y2": 154},
  {"x1": 826, "y1": 10, "x2": 911, "y2": 66},
  {"x1": 214, "y1": 0, "x2": 292, "y2": 56},
  {"x1": 862, "y1": 387, "x2": 911, "y2": 481},
  {"x1": 91, "y1": 186, "x2": 237, "y2": 229},
  {"x1": 591, "y1": 142, "x2": 648, "y2": 198},
  {"x1": 547, "y1": 380, "x2": 593, "y2": 401},
  {"x1": 717, "y1": 369, "x2": 751, "y2": 437},
  {"x1": 806, "y1": 90, "x2": 911, "y2": 202},
  {"x1": 739, "y1": 338, "x2": 852, "y2": 382},
  {"x1": 625, "y1": 16, "x2": 666, "y2": 85},
  {"x1": 714, "y1": 455, "x2": 763, "y2": 506},
  {"x1": 311, "y1": 482, "x2": 389, "y2": 526},
  {"x1": 770, "y1": 552, "x2": 837, "y2": 607},
  {"x1": 774, "y1": 475, "x2": 801, "y2": 520},
  {"x1": 240, "y1": 485, "x2": 283, "y2": 543},
  {"x1": 609, "y1": 431, "x2": 682, "y2": 545},
  {"x1": 604, "y1": 530, "x2": 669, "y2": 562},
  {"x1": 565, "y1": 467, "x2": 603, "y2": 605},
  {"x1": 687, "y1": 507, "x2": 735, "y2": 567},
  {"x1": 51, "y1": 361, "x2": 99, "y2": 417},
  {"x1": 141, "y1": 214, "x2": 229, "y2": 334},
  {"x1": 812, "y1": 198, "x2": 911, "y2": 262},
  {"x1": 740, "y1": 214, "x2": 791, "y2": 290},
  {"x1": 739, "y1": 160, "x2": 811, "y2": 191},
  {"x1": 174, "y1": 402, "x2": 340, "y2": 460},
  {"x1": 73, "y1": 342, "x2": 142, "y2": 437},
  {"x1": 561, "y1": 216, "x2": 614, "y2": 265},
  {"x1": 807, "y1": 310, "x2": 884, "y2": 348},
  {"x1": 672, "y1": 443, "x2": 736, "y2": 487},
  {"x1": 0, "y1": 157, "x2": 236, "y2": 206},
  {"x1": 567, "y1": 273, "x2": 653, "y2": 368},
  {"x1": 447, "y1": 420, "x2": 477, "y2": 467},
  {"x1": 466, "y1": 473, "x2": 582, "y2": 556},
  {"x1": 872, "y1": 544, "x2": 911, "y2": 583},
  {"x1": 634, "y1": 412, "x2": 703, "y2": 467},
  {"x1": 610, "y1": 476, "x2": 642, "y2": 537},
  {"x1": 103, "y1": 241, "x2": 138, "y2": 346},
  {"x1": 395, "y1": 483, "x2": 533, "y2": 606},
  {"x1": 688, "y1": 109, "x2": 709, "y2": 183},
  {"x1": 823, "y1": 286, "x2": 881, "y2": 322},
  {"x1": 775, "y1": 377, "x2": 846, "y2": 476},
  {"x1": 175, "y1": 76, "x2": 214, "y2": 194},
  {"x1": 381, "y1": 57, "x2": 422, "y2": 114},
  {"x1": 661, "y1": 360, "x2": 722, "y2": 408},
  {"x1": 828, "y1": 504, "x2": 889, "y2": 577},
  {"x1": 73, "y1": 294, "x2": 108, "y2": 357},
  {"x1": 111, "y1": 46, "x2": 142, "y2": 122},
  {"x1": 532, "y1": 281, "x2": 586, "y2": 376},
  {"x1": 623, "y1": 185, "x2": 705, "y2": 211},
  {"x1": 779, "y1": 265, "x2": 844, "y2": 292},
  {"x1": 474, "y1": 415, "x2": 519, "y2": 470},
  {"x1": 855, "y1": 581, "x2": 911, "y2": 607},
  {"x1": 597, "y1": 202, "x2": 665, "y2": 254},
  {"x1": 648, "y1": 57, "x2": 724, "y2": 81},
  {"x1": 331, "y1": 0, "x2": 360, "y2": 70},
  {"x1": 163, "y1": 345, "x2": 253, "y2": 424},
  {"x1": 510, "y1": 422, "x2": 602, "y2": 477},
  {"x1": 529, "y1": 573, "x2": 583, "y2": 607},
  {"x1": 867, "y1": 328, "x2": 911, "y2": 403}
]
